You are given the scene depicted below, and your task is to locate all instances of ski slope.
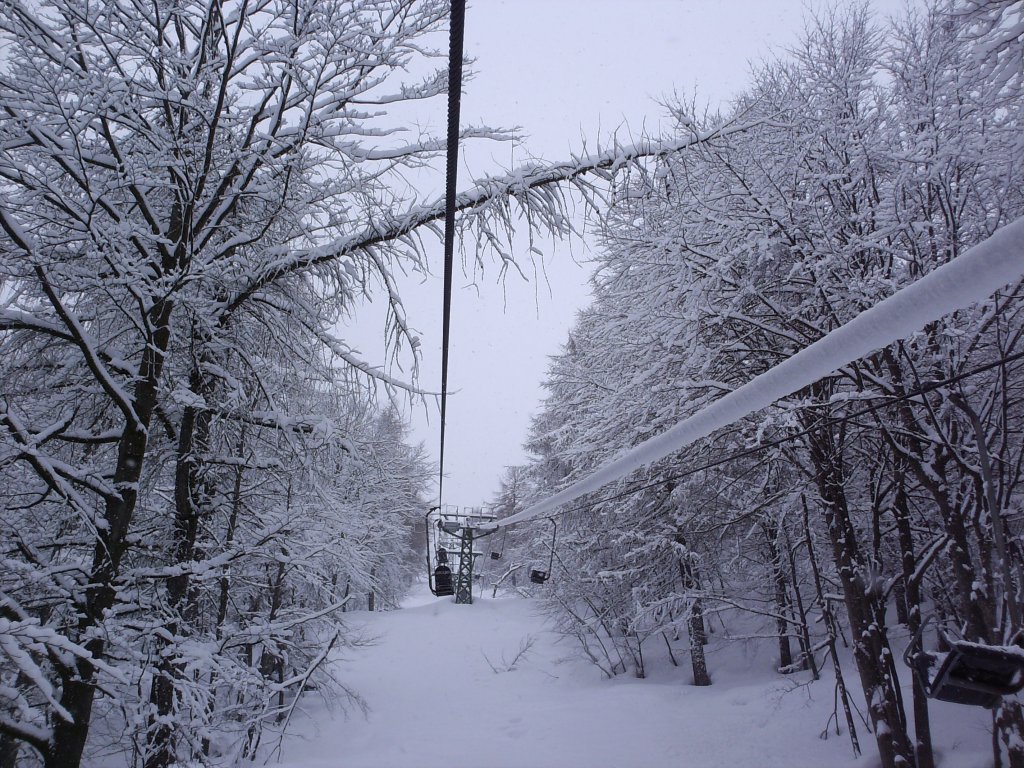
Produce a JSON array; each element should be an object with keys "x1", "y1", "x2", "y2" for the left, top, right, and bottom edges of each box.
[{"x1": 273, "y1": 584, "x2": 992, "y2": 768}]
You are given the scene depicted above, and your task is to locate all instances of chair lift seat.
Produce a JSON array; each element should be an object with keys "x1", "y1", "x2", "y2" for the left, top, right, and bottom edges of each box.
[
  {"x1": 490, "y1": 551, "x2": 502, "y2": 560},
  {"x1": 929, "y1": 641, "x2": 1024, "y2": 708},
  {"x1": 434, "y1": 564, "x2": 454, "y2": 597},
  {"x1": 528, "y1": 519, "x2": 557, "y2": 586}
]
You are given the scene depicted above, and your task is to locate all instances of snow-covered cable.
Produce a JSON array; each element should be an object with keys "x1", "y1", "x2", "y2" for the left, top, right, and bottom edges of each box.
[
  {"x1": 495, "y1": 215, "x2": 1024, "y2": 528},
  {"x1": 547, "y1": 348, "x2": 1024, "y2": 518}
]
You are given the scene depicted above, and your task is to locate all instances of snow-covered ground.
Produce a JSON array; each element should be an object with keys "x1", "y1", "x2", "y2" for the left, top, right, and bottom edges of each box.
[{"x1": 273, "y1": 584, "x2": 993, "y2": 768}]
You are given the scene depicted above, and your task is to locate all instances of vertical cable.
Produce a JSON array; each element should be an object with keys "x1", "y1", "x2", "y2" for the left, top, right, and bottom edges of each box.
[{"x1": 439, "y1": 0, "x2": 465, "y2": 506}]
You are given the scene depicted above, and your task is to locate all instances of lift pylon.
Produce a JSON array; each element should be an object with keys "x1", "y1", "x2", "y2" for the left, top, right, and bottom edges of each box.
[{"x1": 427, "y1": 506, "x2": 497, "y2": 604}]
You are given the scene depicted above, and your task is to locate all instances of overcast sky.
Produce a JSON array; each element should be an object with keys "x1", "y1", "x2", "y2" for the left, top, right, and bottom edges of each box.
[{"x1": 346, "y1": 0, "x2": 909, "y2": 510}]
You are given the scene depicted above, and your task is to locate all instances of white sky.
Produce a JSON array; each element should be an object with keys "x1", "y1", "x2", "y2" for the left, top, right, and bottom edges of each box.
[{"x1": 345, "y1": 0, "x2": 909, "y2": 509}]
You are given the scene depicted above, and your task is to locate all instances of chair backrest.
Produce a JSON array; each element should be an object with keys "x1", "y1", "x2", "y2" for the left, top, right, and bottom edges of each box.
[
  {"x1": 434, "y1": 565, "x2": 454, "y2": 596},
  {"x1": 929, "y1": 642, "x2": 1024, "y2": 708}
]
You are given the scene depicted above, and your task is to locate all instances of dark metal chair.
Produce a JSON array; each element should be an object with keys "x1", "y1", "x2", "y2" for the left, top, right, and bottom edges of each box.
[
  {"x1": 904, "y1": 620, "x2": 1024, "y2": 709},
  {"x1": 528, "y1": 519, "x2": 557, "y2": 586},
  {"x1": 433, "y1": 565, "x2": 454, "y2": 597},
  {"x1": 928, "y1": 641, "x2": 1024, "y2": 708}
]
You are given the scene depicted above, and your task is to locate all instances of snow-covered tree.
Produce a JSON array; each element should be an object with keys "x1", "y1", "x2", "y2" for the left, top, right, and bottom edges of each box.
[
  {"x1": 0, "y1": 0, "x2": 737, "y2": 764},
  {"x1": 514, "y1": 3, "x2": 1024, "y2": 767}
]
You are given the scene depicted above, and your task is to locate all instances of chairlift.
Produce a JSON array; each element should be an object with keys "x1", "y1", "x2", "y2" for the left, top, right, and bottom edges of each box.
[
  {"x1": 425, "y1": 507, "x2": 498, "y2": 600},
  {"x1": 905, "y1": 622, "x2": 1024, "y2": 708},
  {"x1": 490, "y1": 527, "x2": 508, "y2": 560},
  {"x1": 432, "y1": 546, "x2": 454, "y2": 596},
  {"x1": 433, "y1": 562, "x2": 454, "y2": 597},
  {"x1": 530, "y1": 519, "x2": 557, "y2": 586},
  {"x1": 425, "y1": 508, "x2": 456, "y2": 597}
]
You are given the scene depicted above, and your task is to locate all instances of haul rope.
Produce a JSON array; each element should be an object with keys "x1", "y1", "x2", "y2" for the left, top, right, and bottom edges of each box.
[{"x1": 439, "y1": 0, "x2": 466, "y2": 505}]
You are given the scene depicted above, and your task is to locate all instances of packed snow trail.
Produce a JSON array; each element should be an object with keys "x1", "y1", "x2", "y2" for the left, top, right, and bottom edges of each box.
[{"x1": 274, "y1": 584, "x2": 989, "y2": 768}]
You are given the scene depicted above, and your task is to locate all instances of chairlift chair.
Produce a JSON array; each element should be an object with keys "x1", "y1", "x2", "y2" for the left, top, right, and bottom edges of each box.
[
  {"x1": 425, "y1": 509, "x2": 456, "y2": 597},
  {"x1": 431, "y1": 546, "x2": 454, "y2": 596},
  {"x1": 530, "y1": 519, "x2": 557, "y2": 587},
  {"x1": 928, "y1": 641, "x2": 1024, "y2": 708},
  {"x1": 433, "y1": 563, "x2": 454, "y2": 597},
  {"x1": 490, "y1": 526, "x2": 508, "y2": 560},
  {"x1": 905, "y1": 623, "x2": 1024, "y2": 708}
]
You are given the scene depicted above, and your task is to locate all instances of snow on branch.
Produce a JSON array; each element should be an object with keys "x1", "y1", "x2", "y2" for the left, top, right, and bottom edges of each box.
[
  {"x1": 223, "y1": 120, "x2": 760, "y2": 316},
  {"x1": 497, "y1": 215, "x2": 1024, "y2": 527},
  {"x1": 0, "y1": 615, "x2": 126, "y2": 720}
]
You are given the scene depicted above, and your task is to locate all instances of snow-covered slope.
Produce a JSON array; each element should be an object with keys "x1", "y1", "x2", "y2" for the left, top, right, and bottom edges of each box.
[{"x1": 273, "y1": 585, "x2": 992, "y2": 768}]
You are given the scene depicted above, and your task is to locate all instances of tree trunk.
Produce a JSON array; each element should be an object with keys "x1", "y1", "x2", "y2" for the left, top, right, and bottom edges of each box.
[
  {"x1": 688, "y1": 608, "x2": 711, "y2": 686},
  {"x1": 892, "y1": 467, "x2": 935, "y2": 768},
  {"x1": 676, "y1": 536, "x2": 711, "y2": 686},
  {"x1": 201, "y1": 431, "x2": 247, "y2": 759},
  {"x1": 47, "y1": 298, "x2": 175, "y2": 768},
  {"x1": 368, "y1": 564, "x2": 377, "y2": 611},
  {"x1": 147, "y1": 364, "x2": 214, "y2": 768},
  {"x1": 763, "y1": 519, "x2": 795, "y2": 672},
  {"x1": 803, "y1": 495, "x2": 860, "y2": 757},
  {"x1": 216, "y1": 430, "x2": 246, "y2": 637},
  {"x1": 0, "y1": 735, "x2": 17, "y2": 768},
  {"x1": 784, "y1": 523, "x2": 818, "y2": 679},
  {"x1": 893, "y1": 577, "x2": 910, "y2": 626},
  {"x1": 806, "y1": 416, "x2": 914, "y2": 768},
  {"x1": 996, "y1": 701, "x2": 1024, "y2": 768}
]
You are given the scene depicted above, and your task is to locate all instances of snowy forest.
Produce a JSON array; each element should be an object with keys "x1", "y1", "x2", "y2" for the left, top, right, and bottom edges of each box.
[
  {"x1": 1, "y1": 1, "x2": 1023, "y2": 768},
  {"x1": 491, "y1": 2, "x2": 1024, "y2": 768}
]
